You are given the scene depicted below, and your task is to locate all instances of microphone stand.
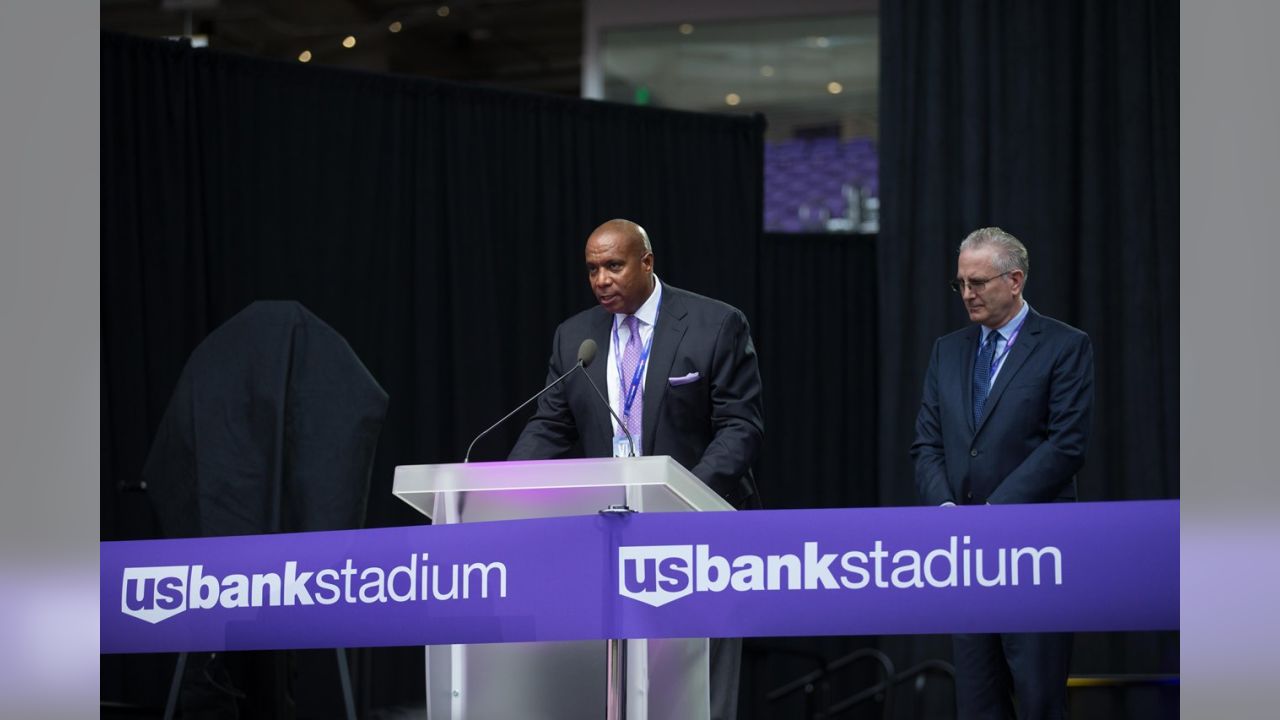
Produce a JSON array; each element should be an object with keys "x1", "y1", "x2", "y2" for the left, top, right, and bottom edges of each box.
[{"x1": 464, "y1": 359, "x2": 584, "y2": 462}]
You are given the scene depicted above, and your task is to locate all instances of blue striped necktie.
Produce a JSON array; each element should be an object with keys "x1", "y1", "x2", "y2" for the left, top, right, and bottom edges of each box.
[{"x1": 973, "y1": 332, "x2": 999, "y2": 424}]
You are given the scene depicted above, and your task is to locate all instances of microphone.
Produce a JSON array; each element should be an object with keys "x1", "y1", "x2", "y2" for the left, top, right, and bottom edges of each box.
[
  {"x1": 577, "y1": 338, "x2": 598, "y2": 367},
  {"x1": 464, "y1": 339, "x2": 598, "y2": 462}
]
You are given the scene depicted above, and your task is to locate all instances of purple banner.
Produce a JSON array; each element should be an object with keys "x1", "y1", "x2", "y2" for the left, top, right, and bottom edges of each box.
[{"x1": 101, "y1": 501, "x2": 1178, "y2": 654}]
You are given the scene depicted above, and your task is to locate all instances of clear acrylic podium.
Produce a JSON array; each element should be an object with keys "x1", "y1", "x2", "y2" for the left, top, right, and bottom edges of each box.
[{"x1": 392, "y1": 456, "x2": 733, "y2": 720}]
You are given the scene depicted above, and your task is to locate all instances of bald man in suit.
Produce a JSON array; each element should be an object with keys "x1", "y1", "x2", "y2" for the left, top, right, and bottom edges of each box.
[{"x1": 511, "y1": 219, "x2": 764, "y2": 719}]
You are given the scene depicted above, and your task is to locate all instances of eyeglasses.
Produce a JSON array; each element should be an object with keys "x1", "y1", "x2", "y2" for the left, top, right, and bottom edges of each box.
[{"x1": 950, "y1": 270, "x2": 1014, "y2": 294}]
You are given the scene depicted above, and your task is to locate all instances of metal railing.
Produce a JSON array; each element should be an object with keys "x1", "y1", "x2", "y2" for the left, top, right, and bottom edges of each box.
[{"x1": 765, "y1": 648, "x2": 898, "y2": 720}]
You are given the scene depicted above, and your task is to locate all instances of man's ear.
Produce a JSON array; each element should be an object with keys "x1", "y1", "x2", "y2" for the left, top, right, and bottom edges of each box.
[{"x1": 1010, "y1": 269, "x2": 1025, "y2": 294}]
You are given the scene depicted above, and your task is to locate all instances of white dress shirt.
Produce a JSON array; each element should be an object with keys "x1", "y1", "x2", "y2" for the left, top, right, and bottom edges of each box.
[
  {"x1": 605, "y1": 275, "x2": 663, "y2": 448},
  {"x1": 978, "y1": 298, "x2": 1031, "y2": 387}
]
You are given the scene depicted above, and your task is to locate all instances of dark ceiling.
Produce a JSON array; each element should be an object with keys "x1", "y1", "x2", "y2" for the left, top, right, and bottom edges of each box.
[{"x1": 101, "y1": 0, "x2": 585, "y2": 96}]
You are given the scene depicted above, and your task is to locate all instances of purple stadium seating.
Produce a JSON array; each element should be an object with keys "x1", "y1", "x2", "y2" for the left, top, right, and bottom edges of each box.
[{"x1": 764, "y1": 137, "x2": 879, "y2": 233}]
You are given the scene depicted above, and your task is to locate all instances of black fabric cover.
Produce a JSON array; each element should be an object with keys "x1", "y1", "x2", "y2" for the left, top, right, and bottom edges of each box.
[{"x1": 143, "y1": 300, "x2": 389, "y2": 538}]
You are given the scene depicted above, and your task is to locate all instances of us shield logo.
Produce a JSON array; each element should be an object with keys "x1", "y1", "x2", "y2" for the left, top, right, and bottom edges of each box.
[
  {"x1": 121, "y1": 566, "x2": 189, "y2": 624},
  {"x1": 618, "y1": 545, "x2": 694, "y2": 608}
]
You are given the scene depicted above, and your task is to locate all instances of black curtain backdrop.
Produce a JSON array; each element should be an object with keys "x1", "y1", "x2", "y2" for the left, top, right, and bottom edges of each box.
[
  {"x1": 102, "y1": 0, "x2": 1179, "y2": 710},
  {"x1": 101, "y1": 34, "x2": 890, "y2": 715},
  {"x1": 755, "y1": 234, "x2": 879, "y2": 511},
  {"x1": 101, "y1": 32, "x2": 772, "y2": 712},
  {"x1": 877, "y1": 2, "x2": 1178, "y2": 717},
  {"x1": 102, "y1": 31, "x2": 765, "y2": 537}
]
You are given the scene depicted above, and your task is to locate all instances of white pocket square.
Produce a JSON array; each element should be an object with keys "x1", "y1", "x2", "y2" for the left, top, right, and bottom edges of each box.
[{"x1": 668, "y1": 371, "x2": 701, "y2": 386}]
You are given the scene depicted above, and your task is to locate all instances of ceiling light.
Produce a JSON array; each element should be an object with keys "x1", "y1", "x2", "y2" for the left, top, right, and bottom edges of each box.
[
  {"x1": 816, "y1": 36, "x2": 831, "y2": 48},
  {"x1": 389, "y1": 21, "x2": 403, "y2": 33},
  {"x1": 760, "y1": 65, "x2": 775, "y2": 78},
  {"x1": 342, "y1": 35, "x2": 356, "y2": 49},
  {"x1": 827, "y1": 81, "x2": 843, "y2": 94},
  {"x1": 437, "y1": 6, "x2": 450, "y2": 17},
  {"x1": 679, "y1": 23, "x2": 694, "y2": 35},
  {"x1": 298, "y1": 50, "x2": 312, "y2": 63},
  {"x1": 725, "y1": 93, "x2": 741, "y2": 106}
]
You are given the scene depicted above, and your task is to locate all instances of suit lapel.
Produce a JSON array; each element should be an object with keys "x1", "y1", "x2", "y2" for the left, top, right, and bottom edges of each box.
[
  {"x1": 642, "y1": 288, "x2": 688, "y2": 454},
  {"x1": 962, "y1": 325, "x2": 980, "y2": 433},
  {"x1": 586, "y1": 309, "x2": 615, "y2": 445},
  {"x1": 974, "y1": 311, "x2": 1042, "y2": 434}
]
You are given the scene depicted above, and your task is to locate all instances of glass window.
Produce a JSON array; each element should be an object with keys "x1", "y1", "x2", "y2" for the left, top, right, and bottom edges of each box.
[{"x1": 601, "y1": 13, "x2": 879, "y2": 234}]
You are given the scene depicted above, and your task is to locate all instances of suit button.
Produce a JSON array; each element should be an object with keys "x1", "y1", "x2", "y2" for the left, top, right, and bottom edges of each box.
[
  {"x1": 970, "y1": 449, "x2": 978, "y2": 457},
  {"x1": 966, "y1": 492, "x2": 973, "y2": 500}
]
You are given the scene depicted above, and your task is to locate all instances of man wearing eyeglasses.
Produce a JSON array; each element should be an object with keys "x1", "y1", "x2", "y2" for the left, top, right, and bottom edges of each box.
[{"x1": 911, "y1": 226, "x2": 1094, "y2": 720}]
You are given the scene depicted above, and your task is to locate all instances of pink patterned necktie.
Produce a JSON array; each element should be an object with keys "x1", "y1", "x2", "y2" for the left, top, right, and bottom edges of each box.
[{"x1": 619, "y1": 315, "x2": 644, "y2": 437}]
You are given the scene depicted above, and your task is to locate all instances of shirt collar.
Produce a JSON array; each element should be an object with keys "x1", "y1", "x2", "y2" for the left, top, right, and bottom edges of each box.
[
  {"x1": 981, "y1": 298, "x2": 1029, "y2": 344},
  {"x1": 616, "y1": 274, "x2": 662, "y2": 328}
]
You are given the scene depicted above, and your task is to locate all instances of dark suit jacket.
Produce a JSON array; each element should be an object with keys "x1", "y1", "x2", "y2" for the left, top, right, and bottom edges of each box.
[
  {"x1": 911, "y1": 307, "x2": 1094, "y2": 506},
  {"x1": 509, "y1": 284, "x2": 764, "y2": 507}
]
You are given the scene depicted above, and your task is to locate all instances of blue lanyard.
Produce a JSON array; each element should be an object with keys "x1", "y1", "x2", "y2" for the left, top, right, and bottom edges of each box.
[{"x1": 613, "y1": 318, "x2": 655, "y2": 419}]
